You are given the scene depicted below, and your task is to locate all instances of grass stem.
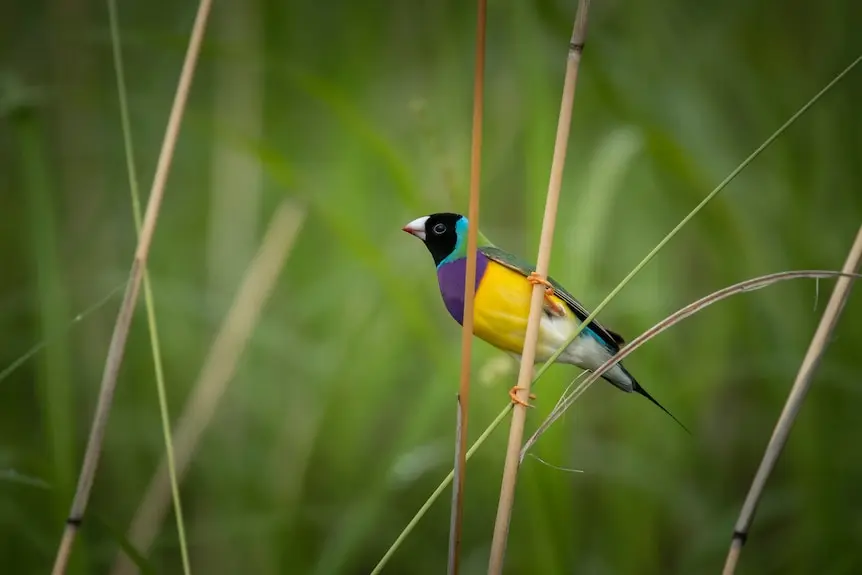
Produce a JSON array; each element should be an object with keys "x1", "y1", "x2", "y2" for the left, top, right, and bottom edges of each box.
[
  {"x1": 50, "y1": 0, "x2": 213, "y2": 572},
  {"x1": 521, "y1": 270, "x2": 862, "y2": 456},
  {"x1": 721, "y1": 225, "x2": 862, "y2": 575},
  {"x1": 448, "y1": 0, "x2": 487, "y2": 572},
  {"x1": 111, "y1": 202, "x2": 304, "y2": 575},
  {"x1": 107, "y1": 0, "x2": 191, "y2": 573},
  {"x1": 487, "y1": 2, "x2": 591, "y2": 573}
]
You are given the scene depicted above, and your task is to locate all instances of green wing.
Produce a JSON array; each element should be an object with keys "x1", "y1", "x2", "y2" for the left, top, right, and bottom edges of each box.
[{"x1": 478, "y1": 245, "x2": 626, "y2": 350}]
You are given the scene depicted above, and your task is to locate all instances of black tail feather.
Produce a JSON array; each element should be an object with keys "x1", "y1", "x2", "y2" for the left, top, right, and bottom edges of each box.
[{"x1": 632, "y1": 381, "x2": 691, "y2": 435}]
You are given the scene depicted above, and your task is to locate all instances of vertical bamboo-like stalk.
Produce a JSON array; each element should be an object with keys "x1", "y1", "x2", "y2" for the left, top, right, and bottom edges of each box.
[
  {"x1": 487, "y1": 2, "x2": 591, "y2": 573},
  {"x1": 49, "y1": 0, "x2": 214, "y2": 572},
  {"x1": 448, "y1": 0, "x2": 487, "y2": 572},
  {"x1": 722, "y1": 223, "x2": 862, "y2": 575}
]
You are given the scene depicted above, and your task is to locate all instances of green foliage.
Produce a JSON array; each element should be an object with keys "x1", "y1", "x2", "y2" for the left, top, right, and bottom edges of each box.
[{"x1": 1, "y1": 0, "x2": 861, "y2": 574}]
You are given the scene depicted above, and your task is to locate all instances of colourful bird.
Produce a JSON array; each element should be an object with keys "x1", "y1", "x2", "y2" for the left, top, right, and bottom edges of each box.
[{"x1": 403, "y1": 212, "x2": 687, "y2": 431}]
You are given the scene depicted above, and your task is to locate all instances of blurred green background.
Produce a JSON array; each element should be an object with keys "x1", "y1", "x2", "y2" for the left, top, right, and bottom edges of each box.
[{"x1": 2, "y1": 0, "x2": 861, "y2": 573}]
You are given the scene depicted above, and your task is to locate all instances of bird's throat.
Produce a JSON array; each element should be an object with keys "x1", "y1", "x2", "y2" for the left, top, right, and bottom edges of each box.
[{"x1": 435, "y1": 253, "x2": 489, "y2": 325}]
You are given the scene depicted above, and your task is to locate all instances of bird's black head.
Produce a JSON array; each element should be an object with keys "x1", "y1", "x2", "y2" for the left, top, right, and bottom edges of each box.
[{"x1": 402, "y1": 212, "x2": 464, "y2": 266}]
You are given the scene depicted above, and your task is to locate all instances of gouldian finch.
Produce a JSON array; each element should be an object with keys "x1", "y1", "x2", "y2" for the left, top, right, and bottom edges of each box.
[{"x1": 403, "y1": 212, "x2": 687, "y2": 431}]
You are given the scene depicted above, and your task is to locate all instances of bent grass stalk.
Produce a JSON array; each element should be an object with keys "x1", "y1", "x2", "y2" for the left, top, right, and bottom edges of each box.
[
  {"x1": 521, "y1": 270, "x2": 862, "y2": 457},
  {"x1": 368, "y1": 53, "x2": 862, "y2": 574},
  {"x1": 721, "y1": 224, "x2": 862, "y2": 575}
]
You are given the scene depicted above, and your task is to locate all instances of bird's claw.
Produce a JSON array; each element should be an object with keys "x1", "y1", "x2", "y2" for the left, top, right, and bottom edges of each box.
[
  {"x1": 527, "y1": 271, "x2": 554, "y2": 293},
  {"x1": 528, "y1": 272, "x2": 565, "y2": 317},
  {"x1": 509, "y1": 385, "x2": 536, "y2": 408}
]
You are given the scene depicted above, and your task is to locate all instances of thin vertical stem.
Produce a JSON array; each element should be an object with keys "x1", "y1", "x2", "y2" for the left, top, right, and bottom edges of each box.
[
  {"x1": 448, "y1": 0, "x2": 487, "y2": 572},
  {"x1": 722, "y1": 224, "x2": 862, "y2": 575},
  {"x1": 107, "y1": 1, "x2": 191, "y2": 573},
  {"x1": 487, "y1": 2, "x2": 591, "y2": 573},
  {"x1": 447, "y1": 393, "x2": 465, "y2": 573},
  {"x1": 50, "y1": 0, "x2": 214, "y2": 572}
]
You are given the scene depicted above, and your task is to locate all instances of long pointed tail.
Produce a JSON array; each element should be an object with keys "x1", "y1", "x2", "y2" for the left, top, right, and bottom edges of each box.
[{"x1": 631, "y1": 380, "x2": 691, "y2": 435}]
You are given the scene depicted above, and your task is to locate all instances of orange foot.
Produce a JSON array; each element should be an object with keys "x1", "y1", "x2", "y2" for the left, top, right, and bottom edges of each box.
[
  {"x1": 509, "y1": 385, "x2": 537, "y2": 408},
  {"x1": 527, "y1": 272, "x2": 565, "y2": 316}
]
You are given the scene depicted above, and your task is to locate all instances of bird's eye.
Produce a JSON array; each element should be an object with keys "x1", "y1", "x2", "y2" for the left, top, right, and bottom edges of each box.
[{"x1": 433, "y1": 223, "x2": 446, "y2": 235}]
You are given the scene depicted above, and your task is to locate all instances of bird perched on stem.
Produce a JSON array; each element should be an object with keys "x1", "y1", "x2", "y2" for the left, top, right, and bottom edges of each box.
[{"x1": 403, "y1": 212, "x2": 687, "y2": 432}]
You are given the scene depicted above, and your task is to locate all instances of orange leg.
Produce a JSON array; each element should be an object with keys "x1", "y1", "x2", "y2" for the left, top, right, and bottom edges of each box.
[
  {"x1": 527, "y1": 272, "x2": 565, "y2": 316},
  {"x1": 509, "y1": 385, "x2": 537, "y2": 408}
]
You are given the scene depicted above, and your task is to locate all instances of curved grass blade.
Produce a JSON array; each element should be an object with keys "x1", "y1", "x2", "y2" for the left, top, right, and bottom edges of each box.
[
  {"x1": 521, "y1": 270, "x2": 862, "y2": 456},
  {"x1": 722, "y1": 225, "x2": 862, "y2": 575}
]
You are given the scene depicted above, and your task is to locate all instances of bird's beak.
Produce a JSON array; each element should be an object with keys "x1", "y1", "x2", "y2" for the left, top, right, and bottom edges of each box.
[{"x1": 402, "y1": 216, "x2": 429, "y2": 241}]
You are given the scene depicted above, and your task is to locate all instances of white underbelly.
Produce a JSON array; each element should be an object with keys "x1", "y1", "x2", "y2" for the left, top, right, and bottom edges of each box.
[{"x1": 530, "y1": 314, "x2": 629, "y2": 386}]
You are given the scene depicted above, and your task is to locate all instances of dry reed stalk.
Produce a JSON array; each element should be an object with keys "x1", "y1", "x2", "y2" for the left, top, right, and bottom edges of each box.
[
  {"x1": 50, "y1": 0, "x2": 214, "y2": 572},
  {"x1": 110, "y1": 201, "x2": 305, "y2": 575},
  {"x1": 447, "y1": 0, "x2": 487, "y2": 572},
  {"x1": 721, "y1": 224, "x2": 862, "y2": 575},
  {"x1": 486, "y1": 2, "x2": 591, "y2": 573},
  {"x1": 521, "y1": 269, "x2": 862, "y2": 457},
  {"x1": 108, "y1": 0, "x2": 191, "y2": 571}
]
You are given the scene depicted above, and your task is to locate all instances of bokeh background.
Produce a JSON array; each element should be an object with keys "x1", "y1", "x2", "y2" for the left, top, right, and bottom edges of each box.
[{"x1": 2, "y1": 0, "x2": 862, "y2": 573}]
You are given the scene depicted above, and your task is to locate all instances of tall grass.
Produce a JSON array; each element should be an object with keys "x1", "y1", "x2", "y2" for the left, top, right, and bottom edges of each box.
[{"x1": 1, "y1": 0, "x2": 861, "y2": 574}]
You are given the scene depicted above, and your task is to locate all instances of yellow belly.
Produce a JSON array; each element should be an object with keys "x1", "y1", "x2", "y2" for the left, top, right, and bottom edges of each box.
[{"x1": 472, "y1": 261, "x2": 576, "y2": 358}]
